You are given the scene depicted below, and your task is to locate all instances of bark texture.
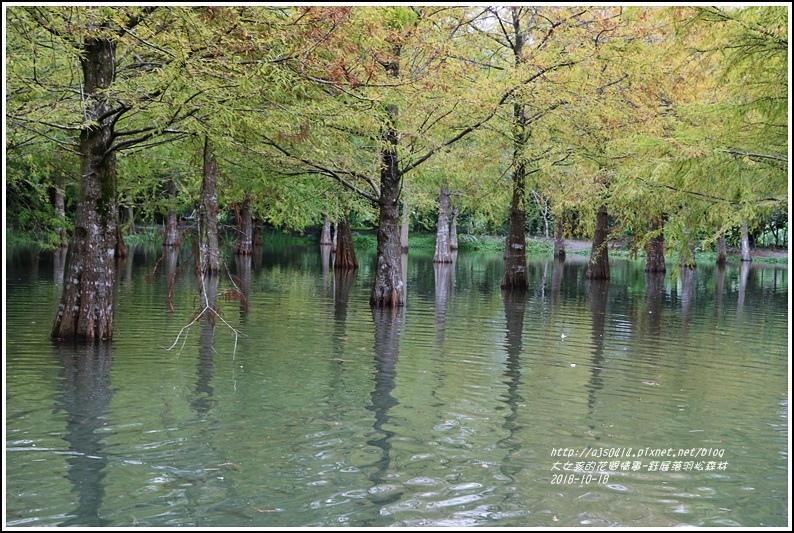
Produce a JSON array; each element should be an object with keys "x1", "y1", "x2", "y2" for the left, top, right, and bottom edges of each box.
[
  {"x1": 54, "y1": 187, "x2": 69, "y2": 248},
  {"x1": 52, "y1": 36, "x2": 118, "y2": 342},
  {"x1": 320, "y1": 214, "x2": 333, "y2": 245},
  {"x1": 740, "y1": 218, "x2": 752, "y2": 262},
  {"x1": 553, "y1": 214, "x2": 566, "y2": 260},
  {"x1": 716, "y1": 230, "x2": 728, "y2": 265},
  {"x1": 433, "y1": 186, "x2": 454, "y2": 263},
  {"x1": 644, "y1": 216, "x2": 666, "y2": 273},
  {"x1": 163, "y1": 177, "x2": 180, "y2": 247},
  {"x1": 678, "y1": 225, "x2": 697, "y2": 269},
  {"x1": 449, "y1": 207, "x2": 459, "y2": 251},
  {"x1": 501, "y1": 99, "x2": 529, "y2": 290},
  {"x1": 370, "y1": 103, "x2": 405, "y2": 308},
  {"x1": 199, "y1": 137, "x2": 220, "y2": 276},
  {"x1": 334, "y1": 216, "x2": 358, "y2": 270},
  {"x1": 585, "y1": 205, "x2": 610, "y2": 280},
  {"x1": 400, "y1": 202, "x2": 410, "y2": 253},
  {"x1": 235, "y1": 196, "x2": 253, "y2": 255}
]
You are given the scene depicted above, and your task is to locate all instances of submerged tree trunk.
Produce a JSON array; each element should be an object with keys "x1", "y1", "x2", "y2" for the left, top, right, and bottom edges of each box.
[
  {"x1": 433, "y1": 185, "x2": 454, "y2": 263},
  {"x1": 163, "y1": 177, "x2": 180, "y2": 247},
  {"x1": 645, "y1": 216, "x2": 666, "y2": 273},
  {"x1": 115, "y1": 225, "x2": 128, "y2": 258},
  {"x1": 370, "y1": 102, "x2": 405, "y2": 308},
  {"x1": 235, "y1": 195, "x2": 253, "y2": 255},
  {"x1": 553, "y1": 213, "x2": 565, "y2": 260},
  {"x1": 400, "y1": 202, "x2": 410, "y2": 253},
  {"x1": 52, "y1": 36, "x2": 118, "y2": 342},
  {"x1": 334, "y1": 216, "x2": 358, "y2": 270},
  {"x1": 679, "y1": 225, "x2": 697, "y2": 269},
  {"x1": 501, "y1": 11, "x2": 532, "y2": 291},
  {"x1": 370, "y1": 39, "x2": 405, "y2": 307},
  {"x1": 198, "y1": 137, "x2": 220, "y2": 276},
  {"x1": 716, "y1": 229, "x2": 728, "y2": 265},
  {"x1": 54, "y1": 186, "x2": 69, "y2": 248},
  {"x1": 320, "y1": 214, "x2": 333, "y2": 245},
  {"x1": 740, "y1": 218, "x2": 752, "y2": 262},
  {"x1": 585, "y1": 205, "x2": 610, "y2": 280},
  {"x1": 449, "y1": 206, "x2": 459, "y2": 251},
  {"x1": 121, "y1": 203, "x2": 135, "y2": 234},
  {"x1": 501, "y1": 99, "x2": 530, "y2": 290},
  {"x1": 502, "y1": 184, "x2": 529, "y2": 289}
]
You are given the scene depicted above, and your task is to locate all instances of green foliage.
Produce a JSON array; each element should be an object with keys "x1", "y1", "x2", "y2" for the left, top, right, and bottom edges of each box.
[{"x1": 5, "y1": 5, "x2": 787, "y2": 261}]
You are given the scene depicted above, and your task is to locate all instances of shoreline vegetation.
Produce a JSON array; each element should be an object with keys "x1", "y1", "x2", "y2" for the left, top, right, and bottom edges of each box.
[{"x1": 6, "y1": 226, "x2": 788, "y2": 265}]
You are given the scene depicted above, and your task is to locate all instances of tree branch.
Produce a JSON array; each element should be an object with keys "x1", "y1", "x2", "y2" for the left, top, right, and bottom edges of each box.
[
  {"x1": 260, "y1": 136, "x2": 380, "y2": 203},
  {"x1": 720, "y1": 149, "x2": 787, "y2": 164},
  {"x1": 7, "y1": 114, "x2": 83, "y2": 132}
]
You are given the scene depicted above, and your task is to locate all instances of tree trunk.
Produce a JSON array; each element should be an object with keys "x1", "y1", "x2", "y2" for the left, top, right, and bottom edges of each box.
[
  {"x1": 320, "y1": 240, "x2": 332, "y2": 270},
  {"x1": 199, "y1": 136, "x2": 220, "y2": 276},
  {"x1": 54, "y1": 186, "x2": 69, "y2": 248},
  {"x1": 235, "y1": 196, "x2": 253, "y2": 255},
  {"x1": 716, "y1": 230, "x2": 728, "y2": 265},
  {"x1": 585, "y1": 205, "x2": 610, "y2": 280},
  {"x1": 123, "y1": 204, "x2": 135, "y2": 234},
  {"x1": 644, "y1": 215, "x2": 666, "y2": 273},
  {"x1": 679, "y1": 225, "x2": 697, "y2": 269},
  {"x1": 320, "y1": 214, "x2": 333, "y2": 245},
  {"x1": 553, "y1": 213, "x2": 565, "y2": 260},
  {"x1": 433, "y1": 186, "x2": 454, "y2": 263},
  {"x1": 370, "y1": 103, "x2": 405, "y2": 308},
  {"x1": 400, "y1": 202, "x2": 410, "y2": 253},
  {"x1": 501, "y1": 102, "x2": 529, "y2": 290},
  {"x1": 334, "y1": 216, "x2": 358, "y2": 270},
  {"x1": 115, "y1": 224, "x2": 128, "y2": 259},
  {"x1": 740, "y1": 218, "x2": 752, "y2": 262},
  {"x1": 163, "y1": 178, "x2": 180, "y2": 247},
  {"x1": 52, "y1": 36, "x2": 118, "y2": 342},
  {"x1": 54, "y1": 246, "x2": 68, "y2": 285},
  {"x1": 449, "y1": 206, "x2": 459, "y2": 251}
]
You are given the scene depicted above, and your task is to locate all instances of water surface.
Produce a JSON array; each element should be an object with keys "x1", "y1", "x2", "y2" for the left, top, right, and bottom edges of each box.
[{"x1": 4, "y1": 243, "x2": 789, "y2": 527}]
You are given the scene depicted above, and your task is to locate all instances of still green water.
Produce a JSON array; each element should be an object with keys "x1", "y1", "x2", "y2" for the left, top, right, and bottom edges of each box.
[{"x1": 4, "y1": 242, "x2": 789, "y2": 527}]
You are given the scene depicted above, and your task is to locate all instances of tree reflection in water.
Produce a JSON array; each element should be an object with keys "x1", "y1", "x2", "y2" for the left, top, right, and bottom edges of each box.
[
  {"x1": 366, "y1": 307, "x2": 404, "y2": 505},
  {"x1": 585, "y1": 279, "x2": 609, "y2": 439},
  {"x1": 190, "y1": 274, "x2": 219, "y2": 417},
  {"x1": 54, "y1": 342, "x2": 113, "y2": 527},
  {"x1": 434, "y1": 258, "x2": 455, "y2": 353},
  {"x1": 497, "y1": 289, "x2": 528, "y2": 480}
]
